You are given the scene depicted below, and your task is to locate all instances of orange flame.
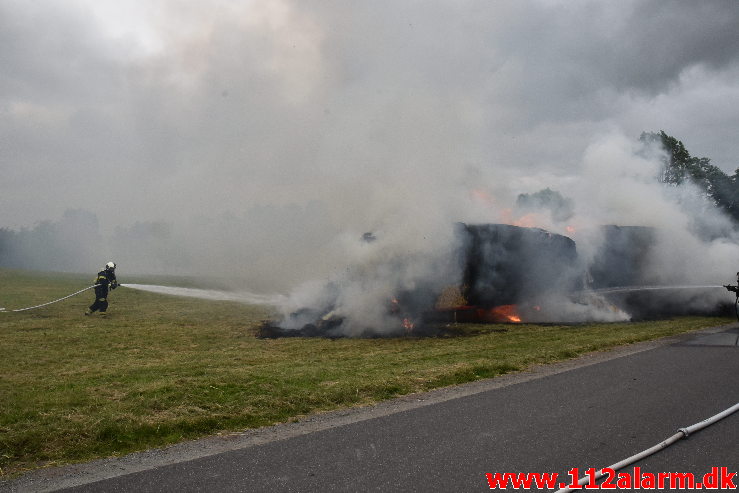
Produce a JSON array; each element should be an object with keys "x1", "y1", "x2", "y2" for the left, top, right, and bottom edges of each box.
[
  {"x1": 512, "y1": 213, "x2": 542, "y2": 228},
  {"x1": 402, "y1": 318, "x2": 414, "y2": 333},
  {"x1": 489, "y1": 305, "x2": 522, "y2": 323},
  {"x1": 499, "y1": 209, "x2": 547, "y2": 229},
  {"x1": 389, "y1": 298, "x2": 401, "y2": 314}
]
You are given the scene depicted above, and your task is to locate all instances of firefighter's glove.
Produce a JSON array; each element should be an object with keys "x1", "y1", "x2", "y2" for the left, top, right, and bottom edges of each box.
[{"x1": 110, "y1": 281, "x2": 118, "y2": 290}]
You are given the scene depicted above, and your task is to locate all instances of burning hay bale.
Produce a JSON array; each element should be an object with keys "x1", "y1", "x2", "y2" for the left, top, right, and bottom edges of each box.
[
  {"x1": 458, "y1": 223, "x2": 582, "y2": 308},
  {"x1": 257, "y1": 222, "x2": 731, "y2": 338},
  {"x1": 261, "y1": 223, "x2": 591, "y2": 337}
]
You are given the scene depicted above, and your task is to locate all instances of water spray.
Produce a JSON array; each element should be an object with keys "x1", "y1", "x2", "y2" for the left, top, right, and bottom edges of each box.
[
  {"x1": 1, "y1": 282, "x2": 284, "y2": 314},
  {"x1": 591, "y1": 285, "x2": 724, "y2": 295},
  {"x1": 122, "y1": 284, "x2": 286, "y2": 305}
]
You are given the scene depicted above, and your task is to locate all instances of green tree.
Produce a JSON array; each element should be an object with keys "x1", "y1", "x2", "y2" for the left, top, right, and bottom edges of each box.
[
  {"x1": 640, "y1": 131, "x2": 739, "y2": 222},
  {"x1": 516, "y1": 188, "x2": 574, "y2": 222}
]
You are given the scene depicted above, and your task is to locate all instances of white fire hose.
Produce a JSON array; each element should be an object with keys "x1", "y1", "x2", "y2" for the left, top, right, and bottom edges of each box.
[
  {"x1": 556, "y1": 401, "x2": 739, "y2": 493},
  {"x1": 0, "y1": 284, "x2": 98, "y2": 312}
]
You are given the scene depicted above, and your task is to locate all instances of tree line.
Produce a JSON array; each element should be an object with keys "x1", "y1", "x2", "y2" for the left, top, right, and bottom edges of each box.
[{"x1": 640, "y1": 131, "x2": 739, "y2": 222}]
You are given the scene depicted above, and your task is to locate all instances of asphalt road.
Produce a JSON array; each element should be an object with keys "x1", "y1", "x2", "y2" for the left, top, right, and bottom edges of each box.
[{"x1": 4, "y1": 325, "x2": 738, "y2": 492}]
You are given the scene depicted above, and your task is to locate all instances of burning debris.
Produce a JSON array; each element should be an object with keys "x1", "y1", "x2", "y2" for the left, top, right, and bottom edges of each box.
[
  {"x1": 258, "y1": 222, "x2": 732, "y2": 339},
  {"x1": 256, "y1": 300, "x2": 442, "y2": 339},
  {"x1": 489, "y1": 305, "x2": 522, "y2": 323},
  {"x1": 259, "y1": 224, "x2": 561, "y2": 338}
]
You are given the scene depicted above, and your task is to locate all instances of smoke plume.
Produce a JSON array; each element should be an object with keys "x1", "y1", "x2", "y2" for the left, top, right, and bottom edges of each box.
[{"x1": 2, "y1": 1, "x2": 739, "y2": 333}]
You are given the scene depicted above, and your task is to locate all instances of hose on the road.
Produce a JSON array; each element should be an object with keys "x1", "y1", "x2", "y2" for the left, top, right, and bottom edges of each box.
[{"x1": 555, "y1": 401, "x2": 739, "y2": 493}]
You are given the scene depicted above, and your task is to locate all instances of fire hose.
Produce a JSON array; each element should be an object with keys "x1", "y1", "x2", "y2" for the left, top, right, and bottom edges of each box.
[
  {"x1": 0, "y1": 284, "x2": 99, "y2": 313},
  {"x1": 556, "y1": 401, "x2": 739, "y2": 493}
]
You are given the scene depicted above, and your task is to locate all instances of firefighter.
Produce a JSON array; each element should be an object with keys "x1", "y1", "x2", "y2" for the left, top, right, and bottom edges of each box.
[
  {"x1": 85, "y1": 262, "x2": 118, "y2": 315},
  {"x1": 723, "y1": 272, "x2": 739, "y2": 294}
]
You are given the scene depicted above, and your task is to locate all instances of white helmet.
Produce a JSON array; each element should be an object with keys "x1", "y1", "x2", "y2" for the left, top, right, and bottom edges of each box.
[{"x1": 105, "y1": 261, "x2": 116, "y2": 271}]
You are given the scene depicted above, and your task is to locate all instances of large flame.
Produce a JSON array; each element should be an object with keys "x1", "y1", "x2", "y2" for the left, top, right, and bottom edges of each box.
[{"x1": 488, "y1": 304, "x2": 522, "y2": 323}]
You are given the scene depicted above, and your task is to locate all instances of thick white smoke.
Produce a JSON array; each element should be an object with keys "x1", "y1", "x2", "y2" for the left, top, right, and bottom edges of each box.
[
  {"x1": 271, "y1": 130, "x2": 739, "y2": 334},
  {"x1": 3, "y1": 2, "x2": 739, "y2": 332}
]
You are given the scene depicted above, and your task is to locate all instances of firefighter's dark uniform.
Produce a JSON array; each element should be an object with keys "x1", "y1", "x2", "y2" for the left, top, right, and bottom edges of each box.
[
  {"x1": 87, "y1": 269, "x2": 117, "y2": 314},
  {"x1": 724, "y1": 272, "x2": 739, "y2": 295}
]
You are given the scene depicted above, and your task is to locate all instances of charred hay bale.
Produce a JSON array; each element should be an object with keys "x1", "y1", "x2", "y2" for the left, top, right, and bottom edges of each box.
[{"x1": 458, "y1": 223, "x2": 582, "y2": 307}]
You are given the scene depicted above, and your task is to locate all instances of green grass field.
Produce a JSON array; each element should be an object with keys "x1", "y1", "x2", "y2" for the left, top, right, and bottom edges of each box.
[{"x1": 0, "y1": 268, "x2": 733, "y2": 477}]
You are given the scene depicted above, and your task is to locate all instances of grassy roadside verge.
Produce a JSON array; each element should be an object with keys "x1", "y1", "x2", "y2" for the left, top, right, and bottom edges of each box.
[{"x1": 0, "y1": 268, "x2": 733, "y2": 477}]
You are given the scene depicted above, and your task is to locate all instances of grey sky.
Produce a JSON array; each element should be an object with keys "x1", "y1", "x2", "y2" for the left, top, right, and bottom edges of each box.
[{"x1": 1, "y1": 0, "x2": 739, "y2": 286}]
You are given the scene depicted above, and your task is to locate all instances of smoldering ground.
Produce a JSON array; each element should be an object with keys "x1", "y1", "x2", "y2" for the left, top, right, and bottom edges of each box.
[{"x1": 2, "y1": 1, "x2": 739, "y2": 334}]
